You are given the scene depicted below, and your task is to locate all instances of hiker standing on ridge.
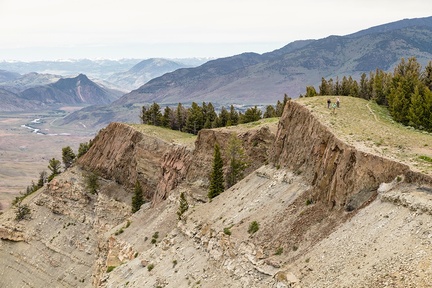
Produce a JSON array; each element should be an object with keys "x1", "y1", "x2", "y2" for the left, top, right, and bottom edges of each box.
[{"x1": 336, "y1": 97, "x2": 340, "y2": 108}]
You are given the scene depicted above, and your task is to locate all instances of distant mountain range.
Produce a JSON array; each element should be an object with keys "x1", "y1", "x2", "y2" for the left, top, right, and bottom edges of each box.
[
  {"x1": 0, "y1": 74, "x2": 123, "y2": 111},
  {"x1": 0, "y1": 71, "x2": 62, "y2": 93},
  {"x1": 107, "y1": 58, "x2": 192, "y2": 91},
  {"x1": 0, "y1": 59, "x2": 142, "y2": 79},
  {"x1": 59, "y1": 16, "x2": 432, "y2": 129},
  {"x1": 0, "y1": 58, "x2": 209, "y2": 87}
]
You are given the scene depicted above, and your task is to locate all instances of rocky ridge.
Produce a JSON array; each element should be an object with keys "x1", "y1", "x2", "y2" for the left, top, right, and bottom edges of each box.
[{"x1": 1, "y1": 98, "x2": 432, "y2": 287}]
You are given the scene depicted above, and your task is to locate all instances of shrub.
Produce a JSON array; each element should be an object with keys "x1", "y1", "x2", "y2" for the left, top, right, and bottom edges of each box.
[
  {"x1": 151, "y1": 231, "x2": 159, "y2": 244},
  {"x1": 106, "y1": 266, "x2": 116, "y2": 273},
  {"x1": 177, "y1": 192, "x2": 189, "y2": 220},
  {"x1": 85, "y1": 171, "x2": 99, "y2": 194},
  {"x1": 152, "y1": 231, "x2": 159, "y2": 239},
  {"x1": 247, "y1": 221, "x2": 259, "y2": 234},
  {"x1": 114, "y1": 228, "x2": 124, "y2": 235},
  {"x1": 275, "y1": 247, "x2": 283, "y2": 255},
  {"x1": 419, "y1": 155, "x2": 432, "y2": 163},
  {"x1": 15, "y1": 203, "x2": 31, "y2": 221},
  {"x1": 223, "y1": 227, "x2": 232, "y2": 236},
  {"x1": 147, "y1": 263, "x2": 155, "y2": 271}
]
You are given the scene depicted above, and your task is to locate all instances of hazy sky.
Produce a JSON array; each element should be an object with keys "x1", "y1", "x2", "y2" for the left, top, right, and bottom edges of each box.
[{"x1": 1, "y1": 0, "x2": 431, "y2": 61}]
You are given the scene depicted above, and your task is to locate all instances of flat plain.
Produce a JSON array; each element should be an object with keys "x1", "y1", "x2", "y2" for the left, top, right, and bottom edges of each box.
[{"x1": 0, "y1": 109, "x2": 95, "y2": 210}]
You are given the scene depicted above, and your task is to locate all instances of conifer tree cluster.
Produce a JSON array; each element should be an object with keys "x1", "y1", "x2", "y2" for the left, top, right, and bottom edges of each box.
[
  {"x1": 208, "y1": 135, "x2": 248, "y2": 200},
  {"x1": 314, "y1": 57, "x2": 432, "y2": 132},
  {"x1": 140, "y1": 95, "x2": 290, "y2": 135}
]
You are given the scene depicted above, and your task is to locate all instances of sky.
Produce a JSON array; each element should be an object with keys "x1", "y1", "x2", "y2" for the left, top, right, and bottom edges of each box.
[{"x1": 1, "y1": 0, "x2": 431, "y2": 61}]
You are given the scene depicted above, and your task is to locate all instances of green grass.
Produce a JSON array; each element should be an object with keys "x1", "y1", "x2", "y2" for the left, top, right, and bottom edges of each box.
[
  {"x1": 419, "y1": 155, "x2": 432, "y2": 163},
  {"x1": 128, "y1": 124, "x2": 197, "y2": 146}
]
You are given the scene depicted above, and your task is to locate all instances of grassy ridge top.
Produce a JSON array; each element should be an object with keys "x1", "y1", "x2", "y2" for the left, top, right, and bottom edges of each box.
[
  {"x1": 129, "y1": 117, "x2": 280, "y2": 147},
  {"x1": 297, "y1": 96, "x2": 432, "y2": 176},
  {"x1": 128, "y1": 124, "x2": 197, "y2": 147}
]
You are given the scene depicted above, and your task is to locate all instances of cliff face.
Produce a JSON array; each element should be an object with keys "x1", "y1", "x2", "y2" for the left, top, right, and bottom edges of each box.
[
  {"x1": 78, "y1": 122, "x2": 275, "y2": 205},
  {"x1": 270, "y1": 100, "x2": 413, "y2": 210},
  {"x1": 78, "y1": 122, "x2": 176, "y2": 201}
]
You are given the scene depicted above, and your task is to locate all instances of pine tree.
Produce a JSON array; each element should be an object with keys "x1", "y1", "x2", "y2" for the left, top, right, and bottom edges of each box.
[
  {"x1": 148, "y1": 102, "x2": 163, "y2": 126},
  {"x1": 319, "y1": 77, "x2": 330, "y2": 95},
  {"x1": 263, "y1": 105, "x2": 276, "y2": 118},
  {"x1": 240, "y1": 106, "x2": 262, "y2": 123},
  {"x1": 388, "y1": 58, "x2": 422, "y2": 125},
  {"x1": 407, "y1": 86, "x2": 423, "y2": 128},
  {"x1": 219, "y1": 106, "x2": 229, "y2": 127},
  {"x1": 229, "y1": 105, "x2": 239, "y2": 125},
  {"x1": 131, "y1": 180, "x2": 144, "y2": 213},
  {"x1": 359, "y1": 73, "x2": 369, "y2": 99},
  {"x1": 162, "y1": 106, "x2": 172, "y2": 128},
  {"x1": 140, "y1": 106, "x2": 149, "y2": 124},
  {"x1": 62, "y1": 146, "x2": 76, "y2": 169},
  {"x1": 37, "y1": 171, "x2": 47, "y2": 189},
  {"x1": 422, "y1": 61, "x2": 432, "y2": 91},
  {"x1": 226, "y1": 134, "x2": 248, "y2": 188},
  {"x1": 185, "y1": 102, "x2": 204, "y2": 134},
  {"x1": 176, "y1": 103, "x2": 187, "y2": 131},
  {"x1": 47, "y1": 158, "x2": 61, "y2": 181},
  {"x1": 208, "y1": 144, "x2": 224, "y2": 199},
  {"x1": 177, "y1": 192, "x2": 189, "y2": 220},
  {"x1": 85, "y1": 171, "x2": 99, "y2": 194},
  {"x1": 305, "y1": 86, "x2": 317, "y2": 97},
  {"x1": 77, "y1": 141, "x2": 91, "y2": 158}
]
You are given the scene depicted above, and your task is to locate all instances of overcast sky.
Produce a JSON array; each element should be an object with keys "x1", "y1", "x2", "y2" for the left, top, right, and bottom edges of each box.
[{"x1": 1, "y1": 0, "x2": 431, "y2": 61}]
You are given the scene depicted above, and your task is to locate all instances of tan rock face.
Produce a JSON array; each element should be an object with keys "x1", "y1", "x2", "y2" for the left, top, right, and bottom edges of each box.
[
  {"x1": 79, "y1": 122, "x2": 276, "y2": 206},
  {"x1": 78, "y1": 122, "x2": 175, "y2": 201},
  {"x1": 270, "y1": 101, "x2": 413, "y2": 210},
  {"x1": 0, "y1": 226, "x2": 24, "y2": 242}
]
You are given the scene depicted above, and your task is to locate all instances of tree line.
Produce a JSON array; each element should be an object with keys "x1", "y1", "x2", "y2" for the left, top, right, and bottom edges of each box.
[
  {"x1": 140, "y1": 95, "x2": 290, "y2": 135},
  {"x1": 305, "y1": 57, "x2": 432, "y2": 131}
]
